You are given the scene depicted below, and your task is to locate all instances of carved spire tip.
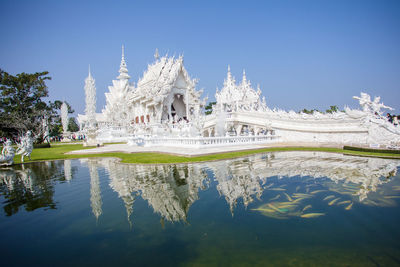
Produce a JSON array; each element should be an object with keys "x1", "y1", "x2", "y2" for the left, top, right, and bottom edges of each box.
[{"x1": 154, "y1": 48, "x2": 159, "y2": 60}]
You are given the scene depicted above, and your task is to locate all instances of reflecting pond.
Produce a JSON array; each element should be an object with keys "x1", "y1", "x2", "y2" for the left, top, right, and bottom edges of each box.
[{"x1": 1, "y1": 152, "x2": 400, "y2": 266}]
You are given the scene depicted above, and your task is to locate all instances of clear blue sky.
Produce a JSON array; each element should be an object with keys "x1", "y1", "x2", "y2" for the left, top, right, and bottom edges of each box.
[{"x1": 1, "y1": 0, "x2": 399, "y2": 115}]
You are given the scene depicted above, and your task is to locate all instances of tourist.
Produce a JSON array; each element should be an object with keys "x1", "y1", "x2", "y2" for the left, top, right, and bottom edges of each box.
[
  {"x1": 394, "y1": 115, "x2": 399, "y2": 126},
  {"x1": 387, "y1": 113, "x2": 393, "y2": 123}
]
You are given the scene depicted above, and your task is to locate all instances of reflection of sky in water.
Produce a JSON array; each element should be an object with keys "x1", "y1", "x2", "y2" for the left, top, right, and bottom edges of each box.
[{"x1": 1, "y1": 152, "x2": 400, "y2": 266}]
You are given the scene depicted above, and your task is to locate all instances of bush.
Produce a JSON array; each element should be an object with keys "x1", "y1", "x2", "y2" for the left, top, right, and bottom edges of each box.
[
  {"x1": 33, "y1": 143, "x2": 51, "y2": 149},
  {"x1": 344, "y1": 146, "x2": 400, "y2": 154}
]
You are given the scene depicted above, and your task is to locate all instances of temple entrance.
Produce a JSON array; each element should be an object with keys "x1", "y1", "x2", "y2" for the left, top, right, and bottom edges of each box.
[
  {"x1": 160, "y1": 92, "x2": 188, "y2": 123},
  {"x1": 171, "y1": 94, "x2": 186, "y2": 122}
]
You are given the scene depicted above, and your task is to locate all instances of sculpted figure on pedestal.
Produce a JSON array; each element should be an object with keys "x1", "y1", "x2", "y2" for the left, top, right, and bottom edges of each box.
[
  {"x1": 0, "y1": 140, "x2": 15, "y2": 166},
  {"x1": 353, "y1": 92, "x2": 372, "y2": 114},
  {"x1": 353, "y1": 92, "x2": 393, "y2": 118},
  {"x1": 16, "y1": 131, "x2": 34, "y2": 162},
  {"x1": 371, "y1": 96, "x2": 393, "y2": 117}
]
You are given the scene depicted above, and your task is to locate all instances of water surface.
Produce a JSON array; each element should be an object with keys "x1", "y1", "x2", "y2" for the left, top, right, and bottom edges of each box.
[{"x1": 1, "y1": 152, "x2": 400, "y2": 266}]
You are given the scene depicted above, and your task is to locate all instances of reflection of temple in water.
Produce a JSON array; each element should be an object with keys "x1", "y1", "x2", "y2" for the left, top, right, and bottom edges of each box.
[
  {"x1": 96, "y1": 159, "x2": 209, "y2": 224},
  {"x1": 88, "y1": 160, "x2": 102, "y2": 220},
  {"x1": 207, "y1": 152, "x2": 399, "y2": 205},
  {"x1": 1, "y1": 152, "x2": 398, "y2": 220},
  {"x1": 64, "y1": 160, "x2": 72, "y2": 181},
  {"x1": 212, "y1": 160, "x2": 263, "y2": 213},
  {"x1": 264, "y1": 152, "x2": 398, "y2": 202},
  {"x1": 79, "y1": 159, "x2": 104, "y2": 221},
  {"x1": 92, "y1": 152, "x2": 399, "y2": 222}
]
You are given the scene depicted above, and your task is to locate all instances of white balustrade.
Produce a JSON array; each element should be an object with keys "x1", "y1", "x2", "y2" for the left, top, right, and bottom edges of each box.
[{"x1": 128, "y1": 134, "x2": 279, "y2": 148}]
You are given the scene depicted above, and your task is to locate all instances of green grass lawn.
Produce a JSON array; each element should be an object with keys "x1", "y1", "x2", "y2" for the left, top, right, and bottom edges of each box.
[{"x1": 9, "y1": 144, "x2": 400, "y2": 165}]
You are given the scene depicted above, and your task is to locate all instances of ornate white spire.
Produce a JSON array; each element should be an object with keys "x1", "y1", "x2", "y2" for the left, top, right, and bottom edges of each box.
[
  {"x1": 154, "y1": 48, "x2": 159, "y2": 60},
  {"x1": 227, "y1": 65, "x2": 232, "y2": 80},
  {"x1": 60, "y1": 102, "x2": 69, "y2": 134},
  {"x1": 118, "y1": 45, "x2": 131, "y2": 80},
  {"x1": 216, "y1": 67, "x2": 267, "y2": 113},
  {"x1": 85, "y1": 65, "x2": 97, "y2": 129},
  {"x1": 89, "y1": 160, "x2": 102, "y2": 221},
  {"x1": 224, "y1": 65, "x2": 235, "y2": 89},
  {"x1": 241, "y1": 69, "x2": 250, "y2": 89},
  {"x1": 257, "y1": 83, "x2": 262, "y2": 94},
  {"x1": 64, "y1": 160, "x2": 72, "y2": 181}
]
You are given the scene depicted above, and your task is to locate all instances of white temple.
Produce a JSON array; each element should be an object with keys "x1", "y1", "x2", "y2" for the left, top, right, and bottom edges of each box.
[{"x1": 77, "y1": 47, "x2": 400, "y2": 148}]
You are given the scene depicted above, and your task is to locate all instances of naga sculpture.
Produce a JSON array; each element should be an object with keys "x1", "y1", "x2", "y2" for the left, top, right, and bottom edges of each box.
[
  {"x1": 0, "y1": 140, "x2": 15, "y2": 166},
  {"x1": 16, "y1": 131, "x2": 34, "y2": 162}
]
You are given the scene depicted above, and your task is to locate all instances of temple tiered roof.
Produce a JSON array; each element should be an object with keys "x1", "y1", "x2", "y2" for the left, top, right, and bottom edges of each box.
[
  {"x1": 215, "y1": 66, "x2": 267, "y2": 112},
  {"x1": 132, "y1": 54, "x2": 200, "y2": 105},
  {"x1": 102, "y1": 46, "x2": 135, "y2": 124}
]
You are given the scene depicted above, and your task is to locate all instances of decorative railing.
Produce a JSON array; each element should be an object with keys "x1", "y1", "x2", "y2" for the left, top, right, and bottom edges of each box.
[{"x1": 127, "y1": 134, "x2": 279, "y2": 148}]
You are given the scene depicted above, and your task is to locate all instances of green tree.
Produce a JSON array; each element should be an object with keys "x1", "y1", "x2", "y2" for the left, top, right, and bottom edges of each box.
[
  {"x1": 0, "y1": 69, "x2": 52, "y2": 137},
  {"x1": 68, "y1": 117, "x2": 79, "y2": 132},
  {"x1": 0, "y1": 69, "x2": 76, "y2": 142},
  {"x1": 50, "y1": 100, "x2": 74, "y2": 113},
  {"x1": 325, "y1": 105, "x2": 339, "y2": 114},
  {"x1": 205, "y1": 101, "x2": 216, "y2": 115},
  {"x1": 300, "y1": 108, "x2": 319, "y2": 114},
  {"x1": 49, "y1": 123, "x2": 63, "y2": 138}
]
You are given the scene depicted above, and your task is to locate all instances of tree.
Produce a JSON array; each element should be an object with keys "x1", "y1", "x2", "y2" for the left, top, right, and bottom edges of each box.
[
  {"x1": 50, "y1": 100, "x2": 74, "y2": 113},
  {"x1": 0, "y1": 69, "x2": 76, "y2": 142},
  {"x1": 0, "y1": 69, "x2": 52, "y2": 137},
  {"x1": 325, "y1": 105, "x2": 339, "y2": 114},
  {"x1": 68, "y1": 117, "x2": 79, "y2": 132},
  {"x1": 205, "y1": 101, "x2": 216, "y2": 115},
  {"x1": 300, "y1": 108, "x2": 319, "y2": 114}
]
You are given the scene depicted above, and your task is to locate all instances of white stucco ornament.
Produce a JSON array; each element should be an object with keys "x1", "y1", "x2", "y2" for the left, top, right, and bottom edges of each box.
[
  {"x1": 353, "y1": 92, "x2": 393, "y2": 117},
  {"x1": 0, "y1": 140, "x2": 15, "y2": 166},
  {"x1": 16, "y1": 130, "x2": 34, "y2": 162},
  {"x1": 82, "y1": 65, "x2": 102, "y2": 146},
  {"x1": 85, "y1": 65, "x2": 97, "y2": 129},
  {"x1": 61, "y1": 102, "x2": 69, "y2": 134}
]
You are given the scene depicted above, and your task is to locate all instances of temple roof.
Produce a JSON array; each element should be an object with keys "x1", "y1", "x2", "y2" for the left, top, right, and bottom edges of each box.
[
  {"x1": 133, "y1": 55, "x2": 197, "y2": 104},
  {"x1": 216, "y1": 67, "x2": 266, "y2": 112},
  {"x1": 117, "y1": 45, "x2": 130, "y2": 80},
  {"x1": 216, "y1": 65, "x2": 241, "y2": 104}
]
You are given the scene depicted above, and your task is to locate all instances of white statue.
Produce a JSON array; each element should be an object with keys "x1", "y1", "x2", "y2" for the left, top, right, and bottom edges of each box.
[
  {"x1": 353, "y1": 92, "x2": 372, "y2": 113},
  {"x1": 371, "y1": 96, "x2": 393, "y2": 116},
  {"x1": 16, "y1": 130, "x2": 34, "y2": 162},
  {"x1": 353, "y1": 92, "x2": 393, "y2": 117},
  {"x1": 42, "y1": 116, "x2": 50, "y2": 143},
  {"x1": 61, "y1": 102, "x2": 69, "y2": 134},
  {"x1": 0, "y1": 140, "x2": 15, "y2": 166}
]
